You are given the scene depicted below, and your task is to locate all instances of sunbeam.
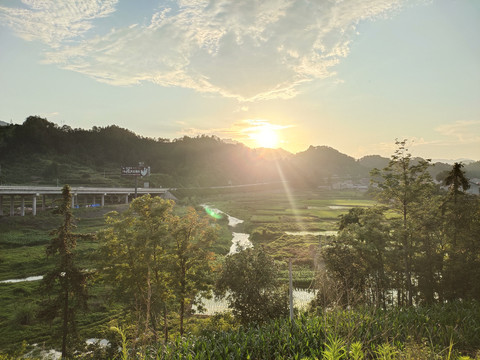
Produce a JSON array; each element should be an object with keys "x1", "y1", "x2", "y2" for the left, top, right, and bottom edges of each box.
[{"x1": 273, "y1": 159, "x2": 305, "y2": 231}]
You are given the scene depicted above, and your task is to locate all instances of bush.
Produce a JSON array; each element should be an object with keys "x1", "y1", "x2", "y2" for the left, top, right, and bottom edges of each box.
[{"x1": 12, "y1": 304, "x2": 36, "y2": 326}]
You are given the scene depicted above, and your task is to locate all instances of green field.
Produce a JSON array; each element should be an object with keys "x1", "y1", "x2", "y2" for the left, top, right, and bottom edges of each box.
[{"x1": 198, "y1": 188, "x2": 375, "y2": 265}]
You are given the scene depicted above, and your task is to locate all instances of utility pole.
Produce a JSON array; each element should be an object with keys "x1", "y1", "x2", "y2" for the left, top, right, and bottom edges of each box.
[
  {"x1": 289, "y1": 259, "x2": 294, "y2": 321},
  {"x1": 135, "y1": 176, "x2": 138, "y2": 198}
]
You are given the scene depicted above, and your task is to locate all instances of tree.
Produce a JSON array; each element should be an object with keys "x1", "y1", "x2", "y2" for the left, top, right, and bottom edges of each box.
[
  {"x1": 444, "y1": 162, "x2": 470, "y2": 204},
  {"x1": 98, "y1": 196, "x2": 218, "y2": 339},
  {"x1": 97, "y1": 195, "x2": 174, "y2": 343},
  {"x1": 169, "y1": 208, "x2": 217, "y2": 335},
  {"x1": 442, "y1": 162, "x2": 470, "y2": 248},
  {"x1": 216, "y1": 247, "x2": 288, "y2": 325},
  {"x1": 409, "y1": 195, "x2": 444, "y2": 304},
  {"x1": 39, "y1": 185, "x2": 89, "y2": 359},
  {"x1": 441, "y1": 163, "x2": 480, "y2": 300},
  {"x1": 371, "y1": 139, "x2": 434, "y2": 306},
  {"x1": 322, "y1": 207, "x2": 392, "y2": 308}
]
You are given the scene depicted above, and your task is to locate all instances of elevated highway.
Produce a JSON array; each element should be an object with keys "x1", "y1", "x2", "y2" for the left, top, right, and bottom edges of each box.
[{"x1": 0, "y1": 186, "x2": 172, "y2": 216}]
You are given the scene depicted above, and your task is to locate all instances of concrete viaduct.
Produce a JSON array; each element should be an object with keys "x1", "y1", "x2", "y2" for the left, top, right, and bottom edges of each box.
[{"x1": 0, "y1": 186, "x2": 172, "y2": 216}]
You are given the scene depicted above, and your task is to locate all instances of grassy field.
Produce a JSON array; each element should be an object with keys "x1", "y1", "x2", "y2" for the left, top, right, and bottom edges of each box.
[{"x1": 0, "y1": 205, "x2": 121, "y2": 353}]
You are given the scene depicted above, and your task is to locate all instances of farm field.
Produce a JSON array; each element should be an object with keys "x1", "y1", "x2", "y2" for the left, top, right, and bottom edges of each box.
[{"x1": 198, "y1": 188, "x2": 375, "y2": 266}]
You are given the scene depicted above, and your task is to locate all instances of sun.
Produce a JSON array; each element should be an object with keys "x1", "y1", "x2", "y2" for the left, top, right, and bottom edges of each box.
[{"x1": 252, "y1": 127, "x2": 279, "y2": 148}]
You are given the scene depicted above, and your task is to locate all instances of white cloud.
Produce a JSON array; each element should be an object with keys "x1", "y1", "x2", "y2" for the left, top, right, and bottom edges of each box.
[
  {"x1": 1, "y1": 0, "x2": 407, "y2": 100},
  {"x1": 0, "y1": 0, "x2": 118, "y2": 47},
  {"x1": 436, "y1": 120, "x2": 480, "y2": 144}
]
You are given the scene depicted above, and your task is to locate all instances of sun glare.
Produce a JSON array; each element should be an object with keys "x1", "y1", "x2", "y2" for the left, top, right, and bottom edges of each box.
[{"x1": 252, "y1": 127, "x2": 279, "y2": 148}]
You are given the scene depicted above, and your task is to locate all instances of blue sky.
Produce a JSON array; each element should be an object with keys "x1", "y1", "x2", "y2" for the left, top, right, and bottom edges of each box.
[{"x1": 1, "y1": 0, "x2": 479, "y2": 160}]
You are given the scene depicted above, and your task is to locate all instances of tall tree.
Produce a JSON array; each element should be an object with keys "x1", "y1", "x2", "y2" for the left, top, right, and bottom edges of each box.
[
  {"x1": 169, "y1": 208, "x2": 217, "y2": 335},
  {"x1": 442, "y1": 162, "x2": 470, "y2": 247},
  {"x1": 444, "y1": 162, "x2": 470, "y2": 204},
  {"x1": 39, "y1": 185, "x2": 89, "y2": 359},
  {"x1": 441, "y1": 163, "x2": 479, "y2": 300},
  {"x1": 371, "y1": 139, "x2": 434, "y2": 306}
]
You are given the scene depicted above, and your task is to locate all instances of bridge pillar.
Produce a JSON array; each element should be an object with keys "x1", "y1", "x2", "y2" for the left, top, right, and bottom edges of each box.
[
  {"x1": 42, "y1": 195, "x2": 46, "y2": 211},
  {"x1": 10, "y1": 195, "x2": 14, "y2": 216},
  {"x1": 0, "y1": 195, "x2": 3, "y2": 216},
  {"x1": 32, "y1": 195, "x2": 37, "y2": 216},
  {"x1": 21, "y1": 197, "x2": 25, "y2": 216},
  {"x1": 92, "y1": 195, "x2": 96, "y2": 206},
  {"x1": 101, "y1": 194, "x2": 105, "y2": 207},
  {"x1": 71, "y1": 194, "x2": 75, "y2": 209},
  {"x1": 125, "y1": 194, "x2": 129, "y2": 204}
]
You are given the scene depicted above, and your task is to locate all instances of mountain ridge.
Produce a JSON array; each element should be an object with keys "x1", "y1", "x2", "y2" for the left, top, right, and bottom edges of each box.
[{"x1": 1, "y1": 116, "x2": 478, "y2": 187}]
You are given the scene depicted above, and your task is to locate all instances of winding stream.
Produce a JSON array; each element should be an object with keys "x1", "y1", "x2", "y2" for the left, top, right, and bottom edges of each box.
[
  {"x1": 201, "y1": 204, "x2": 253, "y2": 254},
  {"x1": 195, "y1": 205, "x2": 316, "y2": 314}
]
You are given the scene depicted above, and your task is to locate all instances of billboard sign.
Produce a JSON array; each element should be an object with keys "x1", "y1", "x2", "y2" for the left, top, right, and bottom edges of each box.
[{"x1": 121, "y1": 166, "x2": 150, "y2": 177}]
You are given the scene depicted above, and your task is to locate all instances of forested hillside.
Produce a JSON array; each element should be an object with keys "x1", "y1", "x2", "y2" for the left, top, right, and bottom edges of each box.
[{"x1": 1, "y1": 116, "x2": 478, "y2": 188}]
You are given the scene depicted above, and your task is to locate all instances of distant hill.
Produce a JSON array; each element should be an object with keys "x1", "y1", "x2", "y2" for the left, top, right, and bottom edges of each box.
[
  {"x1": 358, "y1": 155, "x2": 389, "y2": 170},
  {"x1": 0, "y1": 116, "x2": 478, "y2": 187},
  {"x1": 0, "y1": 120, "x2": 9, "y2": 127},
  {"x1": 432, "y1": 158, "x2": 476, "y2": 165}
]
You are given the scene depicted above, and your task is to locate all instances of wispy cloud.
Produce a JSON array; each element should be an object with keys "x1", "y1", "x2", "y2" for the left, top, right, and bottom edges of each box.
[
  {"x1": 0, "y1": 0, "x2": 118, "y2": 47},
  {"x1": 1, "y1": 0, "x2": 407, "y2": 100},
  {"x1": 435, "y1": 120, "x2": 480, "y2": 144}
]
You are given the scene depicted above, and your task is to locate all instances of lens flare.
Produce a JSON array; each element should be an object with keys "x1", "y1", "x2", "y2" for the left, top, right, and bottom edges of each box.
[{"x1": 203, "y1": 205, "x2": 223, "y2": 220}]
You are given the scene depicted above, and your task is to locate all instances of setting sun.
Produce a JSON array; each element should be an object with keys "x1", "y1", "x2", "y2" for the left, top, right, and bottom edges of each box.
[
  {"x1": 252, "y1": 127, "x2": 279, "y2": 148},
  {"x1": 242, "y1": 119, "x2": 285, "y2": 149}
]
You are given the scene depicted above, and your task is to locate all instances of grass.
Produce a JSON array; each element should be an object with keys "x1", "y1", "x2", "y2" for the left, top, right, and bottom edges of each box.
[{"x1": 83, "y1": 302, "x2": 479, "y2": 360}]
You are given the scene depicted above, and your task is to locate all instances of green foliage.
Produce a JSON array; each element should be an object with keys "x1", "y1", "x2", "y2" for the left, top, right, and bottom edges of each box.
[
  {"x1": 139, "y1": 302, "x2": 480, "y2": 359},
  {"x1": 38, "y1": 185, "x2": 89, "y2": 358},
  {"x1": 215, "y1": 247, "x2": 289, "y2": 325},
  {"x1": 98, "y1": 195, "x2": 218, "y2": 340},
  {"x1": 110, "y1": 326, "x2": 129, "y2": 360},
  {"x1": 370, "y1": 139, "x2": 435, "y2": 306},
  {"x1": 12, "y1": 304, "x2": 36, "y2": 326},
  {"x1": 349, "y1": 342, "x2": 365, "y2": 360},
  {"x1": 169, "y1": 207, "x2": 217, "y2": 334},
  {"x1": 322, "y1": 335, "x2": 347, "y2": 359},
  {"x1": 317, "y1": 141, "x2": 480, "y2": 308},
  {"x1": 97, "y1": 195, "x2": 175, "y2": 343}
]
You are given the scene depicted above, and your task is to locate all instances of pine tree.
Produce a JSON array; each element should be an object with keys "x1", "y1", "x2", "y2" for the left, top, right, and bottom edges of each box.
[{"x1": 39, "y1": 185, "x2": 89, "y2": 359}]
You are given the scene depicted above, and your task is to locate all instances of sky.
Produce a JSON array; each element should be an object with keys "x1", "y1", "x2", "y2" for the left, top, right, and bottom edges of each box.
[{"x1": 0, "y1": 0, "x2": 479, "y2": 161}]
